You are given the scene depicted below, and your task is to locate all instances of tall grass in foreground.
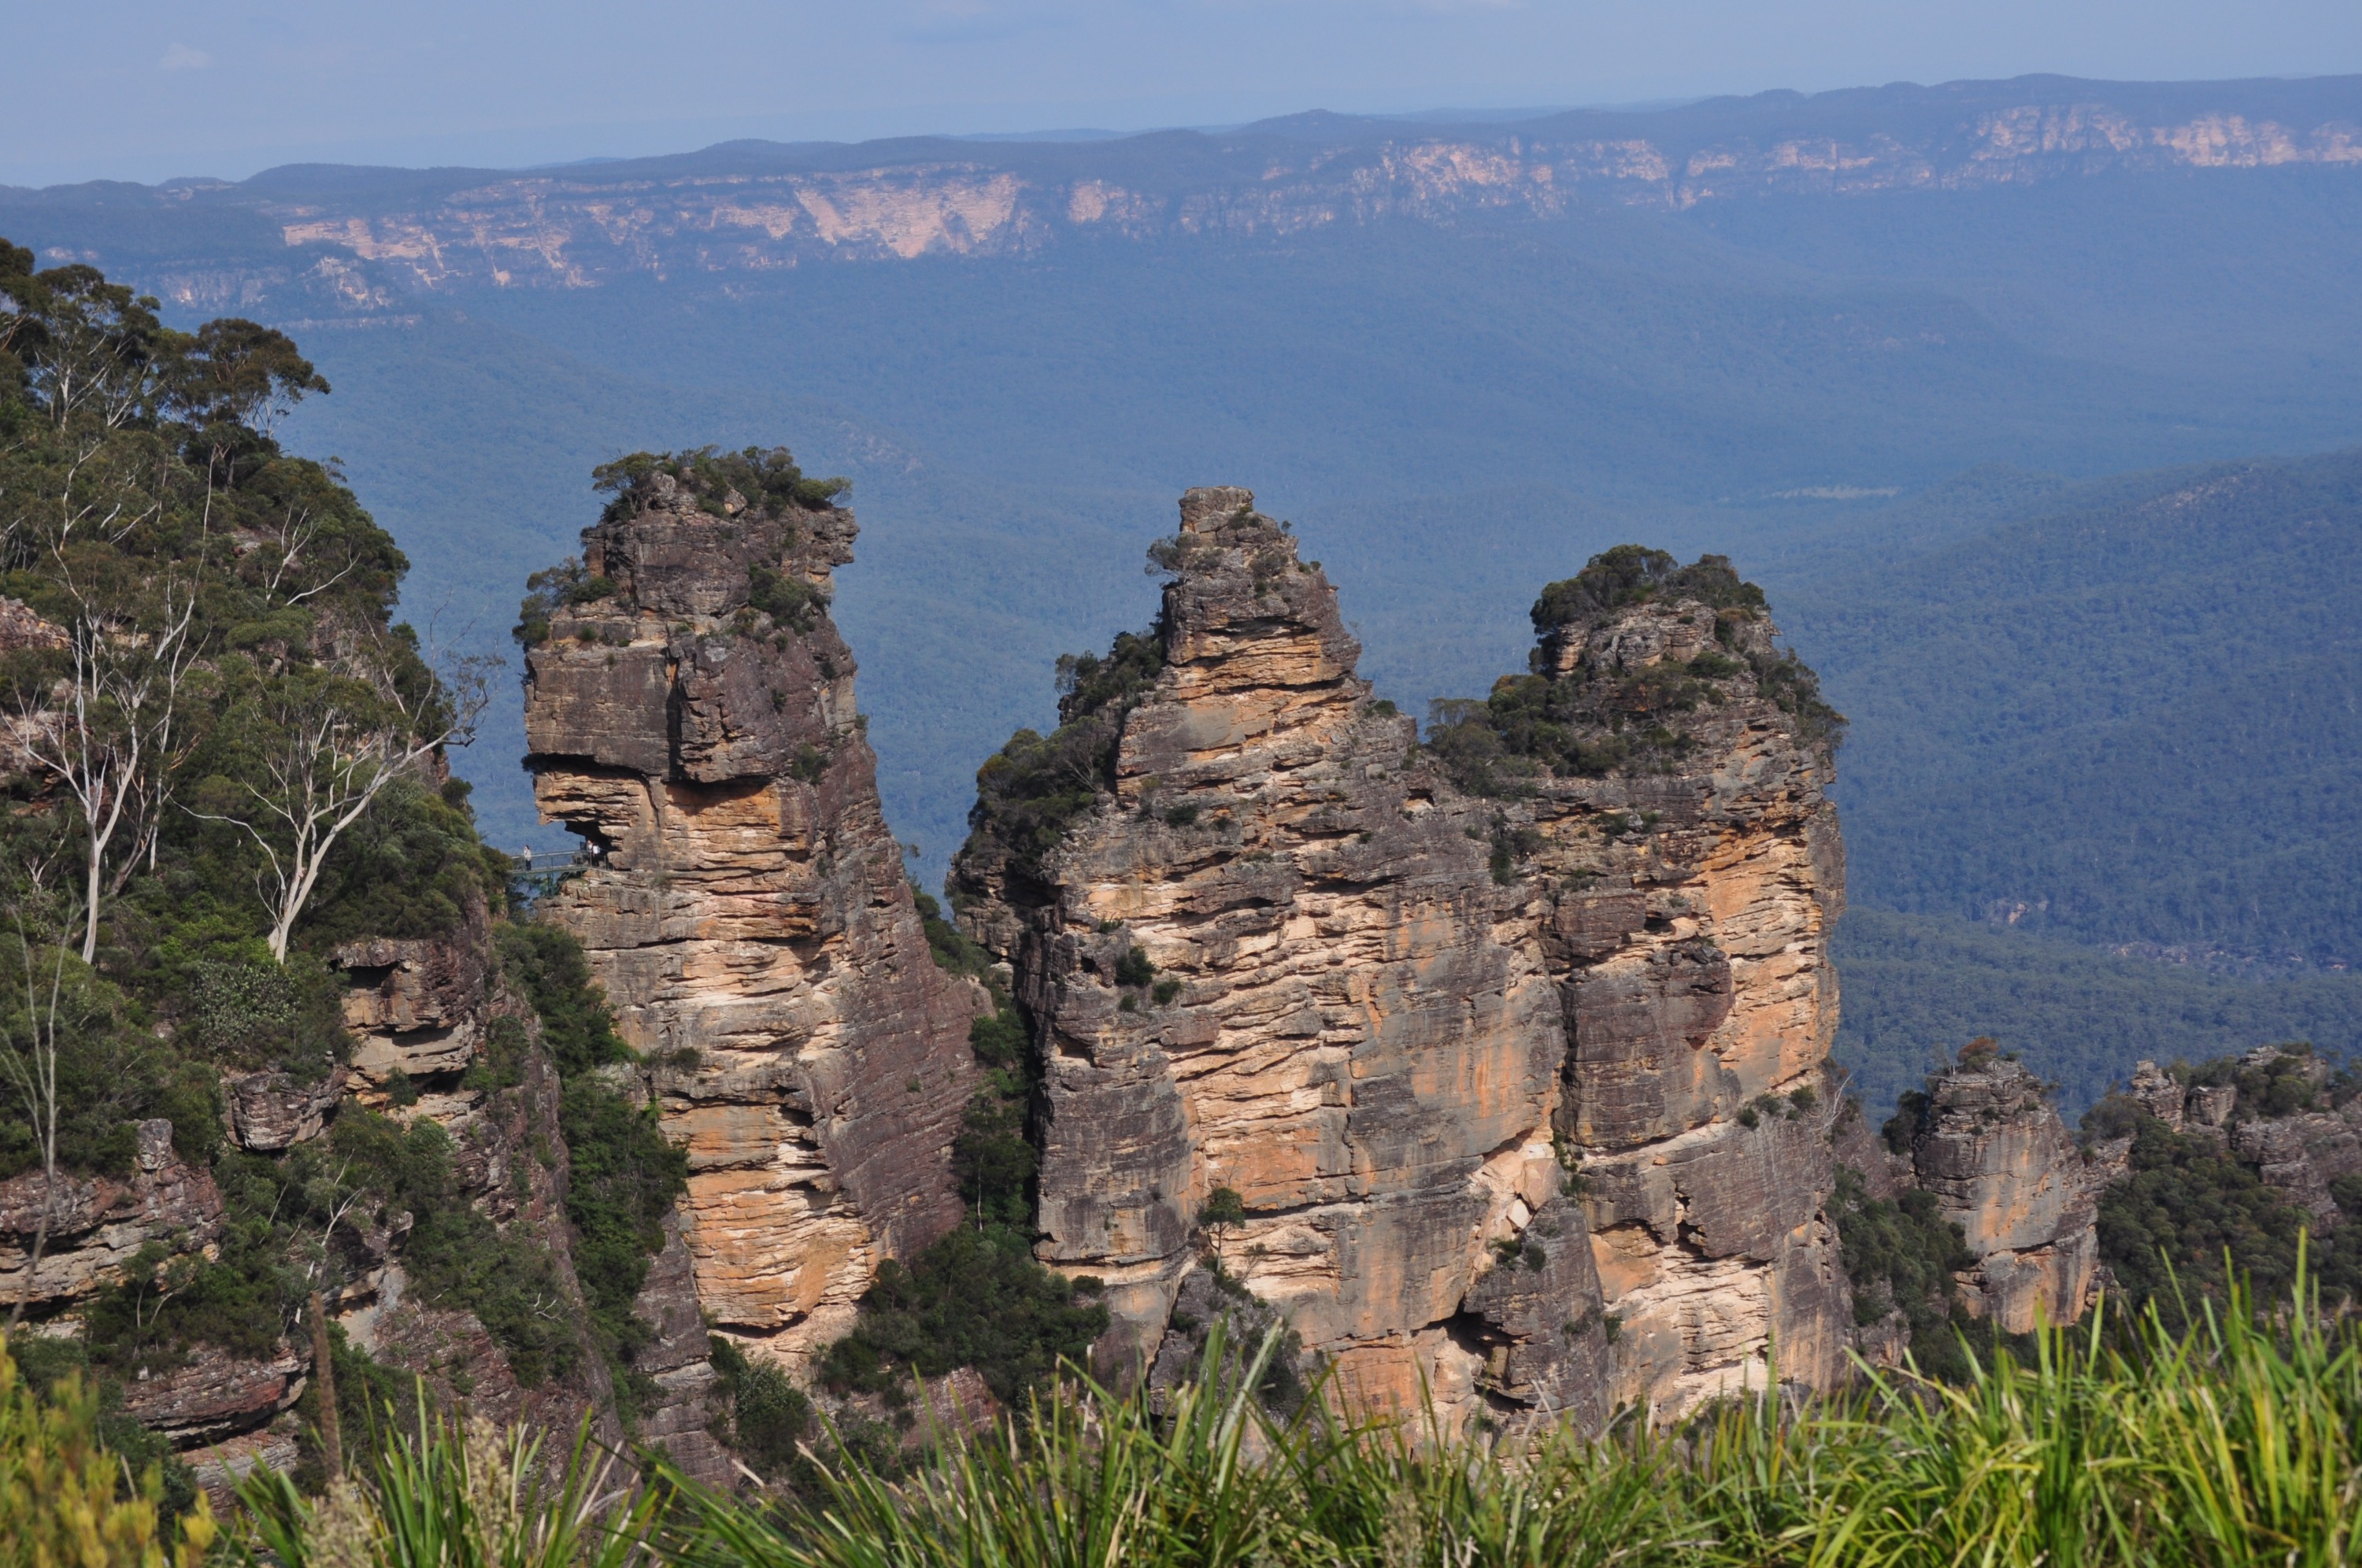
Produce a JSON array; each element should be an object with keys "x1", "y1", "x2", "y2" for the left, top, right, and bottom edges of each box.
[
  {"x1": 234, "y1": 1406, "x2": 660, "y2": 1568},
  {"x1": 222, "y1": 1269, "x2": 2362, "y2": 1567}
]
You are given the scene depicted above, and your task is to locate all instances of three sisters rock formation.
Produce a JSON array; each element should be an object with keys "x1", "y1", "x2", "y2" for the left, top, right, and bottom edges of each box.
[{"x1": 520, "y1": 477, "x2": 2098, "y2": 1448}]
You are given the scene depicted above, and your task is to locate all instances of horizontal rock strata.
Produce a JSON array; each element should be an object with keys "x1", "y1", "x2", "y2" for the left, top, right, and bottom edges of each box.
[
  {"x1": 0, "y1": 1119, "x2": 222, "y2": 1311},
  {"x1": 954, "y1": 495, "x2": 1853, "y2": 1425},
  {"x1": 524, "y1": 466, "x2": 984, "y2": 1430}
]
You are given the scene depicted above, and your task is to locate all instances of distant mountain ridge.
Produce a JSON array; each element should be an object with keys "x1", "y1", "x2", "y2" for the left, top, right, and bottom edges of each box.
[
  {"x1": 13, "y1": 74, "x2": 2362, "y2": 313},
  {"x1": 10, "y1": 72, "x2": 2362, "y2": 1132}
]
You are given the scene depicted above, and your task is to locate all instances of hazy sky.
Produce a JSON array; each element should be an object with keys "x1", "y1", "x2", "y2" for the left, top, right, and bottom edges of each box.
[{"x1": 17, "y1": 1, "x2": 2362, "y2": 187}]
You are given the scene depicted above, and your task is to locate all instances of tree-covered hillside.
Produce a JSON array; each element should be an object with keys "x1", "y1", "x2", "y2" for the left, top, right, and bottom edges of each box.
[
  {"x1": 0, "y1": 245, "x2": 683, "y2": 1504},
  {"x1": 1831, "y1": 910, "x2": 2362, "y2": 1119},
  {"x1": 1776, "y1": 451, "x2": 2362, "y2": 971}
]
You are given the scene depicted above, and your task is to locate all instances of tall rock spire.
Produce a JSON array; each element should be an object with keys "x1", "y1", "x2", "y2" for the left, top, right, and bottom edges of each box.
[
  {"x1": 522, "y1": 459, "x2": 985, "y2": 1447},
  {"x1": 957, "y1": 497, "x2": 1854, "y2": 1426},
  {"x1": 1496, "y1": 545, "x2": 1854, "y2": 1408}
]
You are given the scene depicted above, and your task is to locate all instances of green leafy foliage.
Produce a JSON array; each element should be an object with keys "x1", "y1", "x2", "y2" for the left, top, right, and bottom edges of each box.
[
  {"x1": 1830, "y1": 1163, "x2": 1974, "y2": 1334},
  {"x1": 815, "y1": 1226, "x2": 1108, "y2": 1407},
  {"x1": 1780, "y1": 449, "x2": 2362, "y2": 974},
  {"x1": 333, "y1": 1110, "x2": 583, "y2": 1389},
  {"x1": 557, "y1": 1074, "x2": 686, "y2": 1416},
  {"x1": 0, "y1": 1333, "x2": 217, "y2": 1566},
  {"x1": 2094, "y1": 1110, "x2": 2362, "y2": 1328},
  {"x1": 1423, "y1": 546, "x2": 1839, "y2": 797},
  {"x1": 953, "y1": 1001, "x2": 1035, "y2": 1229},
  {"x1": 747, "y1": 563, "x2": 829, "y2": 633},
  {"x1": 952, "y1": 1095, "x2": 1037, "y2": 1233},
  {"x1": 0, "y1": 945, "x2": 220, "y2": 1178},
  {"x1": 497, "y1": 922, "x2": 685, "y2": 1419},
  {"x1": 707, "y1": 1334, "x2": 813, "y2": 1482},
  {"x1": 0, "y1": 242, "x2": 492, "y2": 1219},
  {"x1": 679, "y1": 1268, "x2": 2362, "y2": 1568},
  {"x1": 1528, "y1": 545, "x2": 1768, "y2": 627},
  {"x1": 816, "y1": 982, "x2": 1090, "y2": 1407},
  {"x1": 961, "y1": 627, "x2": 1164, "y2": 878},
  {"x1": 287, "y1": 1323, "x2": 422, "y2": 1494},
  {"x1": 914, "y1": 888, "x2": 994, "y2": 979},
  {"x1": 494, "y1": 923, "x2": 630, "y2": 1077},
  {"x1": 590, "y1": 445, "x2": 847, "y2": 521},
  {"x1": 292, "y1": 778, "x2": 508, "y2": 951},
  {"x1": 6, "y1": 1333, "x2": 205, "y2": 1533},
  {"x1": 513, "y1": 557, "x2": 590, "y2": 648}
]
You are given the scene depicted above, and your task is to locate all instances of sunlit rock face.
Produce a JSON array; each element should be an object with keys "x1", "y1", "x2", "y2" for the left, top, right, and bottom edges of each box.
[
  {"x1": 1494, "y1": 545, "x2": 1854, "y2": 1414},
  {"x1": 524, "y1": 469, "x2": 985, "y2": 1410},
  {"x1": 1895, "y1": 1054, "x2": 2100, "y2": 1333},
  {"x1": 953, "y1": 494, "x2": 1853, "y2": 1427}
]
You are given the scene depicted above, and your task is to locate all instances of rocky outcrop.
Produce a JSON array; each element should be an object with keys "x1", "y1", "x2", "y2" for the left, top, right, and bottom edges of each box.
[
  {"x1": 120, "y1": 1344, "x2": 306, "y2": 1448},
  {"x1": 335, "y1": 897, "x2": 494, "y2": 1101},
  {"x1": 1501, "y1": 551, "x2": 1854, "y2": 1410},
  {"x1": 2112, "y1": 1046, "x2": 2362, "y2": 1218},
  {"x1": 953, "y1": 496, "x2": 1851, "y2": 1426},
  {"x1": 224, "y1": 1068, "x2": 348, "y2": 1152},
  {"x1": 523, "y1": 464, "x2": 985, "y2": 1429},
  {"x1": 0, "y1": 1120, "x2": 223, "y2": 1314},
  {"x1": 1891, "y1": 1053, "x2": 2098, "y2": 1333}
]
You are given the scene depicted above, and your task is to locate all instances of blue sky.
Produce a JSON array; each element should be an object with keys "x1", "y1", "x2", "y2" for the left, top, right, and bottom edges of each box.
[{"x1": 20, "y1": 1, "x2": 2362, "y2": 187}]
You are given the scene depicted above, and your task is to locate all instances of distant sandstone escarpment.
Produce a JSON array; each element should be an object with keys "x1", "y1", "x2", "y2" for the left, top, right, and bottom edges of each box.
[
  {"x1": 521, "y1": 451, "x2": 987, "y2": 1440},
  {"x1": 953, "y1": 490, "x2": 1858, "y2": 1423}
]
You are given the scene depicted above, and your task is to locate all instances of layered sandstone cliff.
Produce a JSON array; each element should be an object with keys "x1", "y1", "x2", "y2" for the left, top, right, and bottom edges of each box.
[
  {"x1": 953, "y1": 493, "x2": 1852, "y2": 1423},
  {"x1": 1893, "y1": 1054, "x2": 2099, "y2": 1333},
  {"x1": 522, "y1": 464, "x2": 984, "y2": 1418},
  {"x1": 1498, "y1": 550, "x2": 1855, "y2": 1409}
]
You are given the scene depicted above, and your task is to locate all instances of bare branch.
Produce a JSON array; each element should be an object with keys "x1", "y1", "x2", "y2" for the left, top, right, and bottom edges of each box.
[
  {"x1": 2, "y1": 908, "x2": 80, "y2": 1329},
  {"x1": 191, "y1": 648, "x2": 491, "y2": 963},
  {"x1": 12, "y1": 578, "x2": 204, "y2": 960}
]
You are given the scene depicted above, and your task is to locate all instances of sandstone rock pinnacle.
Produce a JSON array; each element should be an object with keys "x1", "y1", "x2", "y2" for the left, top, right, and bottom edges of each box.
[
  {"x1": 523, "y1": 462, "x2": 987, "y2": 1419},
  {"x1": 954, "y1": 497, "x2": 1854, "y2": 1425}
]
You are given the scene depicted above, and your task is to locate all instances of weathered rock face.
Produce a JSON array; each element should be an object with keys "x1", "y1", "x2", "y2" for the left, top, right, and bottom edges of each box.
[
  {"x1": 953, "y1": 496, "x2": 1850, "y2": 1424},
  {"x1": 1501, "y1": 558, "x2": 1853, "y2": 1410},
  {"x1": 0, "y1": 1120, "x2": 223, "y2": 1312},
  {"x1": 524, "y1": 470, "x2": 984, "y2": 1403},
  {"x1": 335, "y1": 896, "x2": 494, "y2": 1100},
  {"x1": 2118, "y1": 1046, "x2": 2362, "y2": 1218},
  {"x1": 624, "y1": 1214, "x2": 734, "y2": 1489},
  {"x1": 1896, "y1": 1056, "x2": 2098, "y2": 1333}
]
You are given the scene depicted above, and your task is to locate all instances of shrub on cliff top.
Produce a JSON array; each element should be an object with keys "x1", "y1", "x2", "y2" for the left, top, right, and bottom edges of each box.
[
  {"x1": 962, "y1": 623, "x2": 1167, "y2": 876},
  {"x1": 1528, "y1": 545, "x2": 1766, "y2": 631},
  {"x1": 591, "y1": 445, "x2": 846, "y2": 522},
  {"x1": 513, "y1": 556, "x2": 622, "y2": 646},
  {"x1": 1422, "y1": 546, "x2": 1838, "y2": 793}
]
